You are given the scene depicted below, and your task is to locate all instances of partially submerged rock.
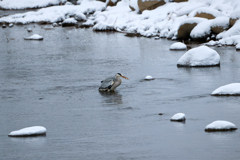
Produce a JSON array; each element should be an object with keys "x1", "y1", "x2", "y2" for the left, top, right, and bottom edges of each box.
[
  {"x1": 144, "y1": 75, "x2": 154, "y2": 80},
  {"x1": 177, "y1": 46, "x2": 220, "y2": 67},
  {"x1": 205, "y1": 120, "x2": 237, "y2": 132},
  {"x1": 24, "y1": 34, "x2": 43, "y2": 40},
  {"x1": 8, "y1": 126, "x2": 47, "y2": 137},
  {"x1": 211, "y1": 83, "x2": 240, "y2": 96},
  {"x1": 169, "y1": 42, "x2": 187, "y2": 50},
  {"x1": 62, "y1": 18, "x2": 77, "y2": 27},
  {"x1": 170, "y1": 113, "x2": 186, "y2": 122},
  {"x1": 138, "y1": 0, "x2": 166, "y2": 13}
]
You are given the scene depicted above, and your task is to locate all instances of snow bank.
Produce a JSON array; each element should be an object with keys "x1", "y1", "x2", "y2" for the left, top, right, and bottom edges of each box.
[
  {"x1": 0, "y1": 0, "x2": 67, "y2": 9},
  {"x1": 0, "y1": 1, "x2": 105, "y2": 24},
  {"x1": 169, "y1": 42, "x2": 187, "y2": 50},
  {"x1": 8, "y1": 126, "x2": 47, "y2": 137},
  {"x1": 24, "y1": 34, "x2": 43, "y2": 40},
  {"x1": 144, "y1": 75, "x2": 154, "y2": 80},
  {"x1": 205, "y1": 120, "x2": 237, "y2": 132},
  {"x1": 211, "y1": 83, "x2": 240, "y2": 96},
  {"x1": 170, "y1": 113, "x2": 186, "y2": 122},
  {"x1": 177, "y1": 46, "x2": 220, "y2": 67}
]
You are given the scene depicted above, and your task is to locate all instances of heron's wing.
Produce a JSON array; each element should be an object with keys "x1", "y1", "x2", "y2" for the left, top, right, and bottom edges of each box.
[{"x1": 99, "y1": 77, "x2": 115, "y2": 89}]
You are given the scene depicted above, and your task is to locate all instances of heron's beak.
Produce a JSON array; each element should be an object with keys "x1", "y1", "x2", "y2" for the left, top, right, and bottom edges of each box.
[{"x1": 121, "y1": 75, "x2": 129, "y2": 80}]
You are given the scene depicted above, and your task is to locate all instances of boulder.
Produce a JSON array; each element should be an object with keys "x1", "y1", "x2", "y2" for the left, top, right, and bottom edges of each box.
[
  {"x1": 229, "y1": 9, "x2": 240, "y2": 27},
  {"x1": 189, "y1": 7, "x2": 223, "y2": 20},
  {"x1": 211, "y1": 83, "x2": 240, "y2": 96},
  {"x1": 138, "y1": 0, "x2": 166, "y2": 13},
  {"x1": 205, "y1": 121, "x2": 237, "y2": 132},
  {"x1": 170, "y1": 113, "x2": 186, "y2": 122},
  {"x1": 62, "y1": 18, "x2": 77, "y2": 27},
  {"x1": 107, "y1": 0, "x2": 120, "y2": 6},
  {"x1": 211, "y1": 16, "x2": 229, "y2": 34},
  {"x1": 177, "y1": 18, "x2": 206, "y2": 40},
  {"x1": 177, "y1": 46, "x2": 220, "y2": 67}
]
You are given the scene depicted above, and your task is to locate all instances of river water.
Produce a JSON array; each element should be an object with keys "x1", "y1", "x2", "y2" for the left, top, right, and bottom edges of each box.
[{"x1": 0, "y1": 24, "x2": 240, "y2": 160}]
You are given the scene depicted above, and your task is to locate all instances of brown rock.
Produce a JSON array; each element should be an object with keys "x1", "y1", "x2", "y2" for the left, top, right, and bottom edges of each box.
[
  {"x1": 211, "y1": 26, "x2": 226, "y2": 34},
  {"x1": 194, "y1": 12, "x2": 215, "y2": 20},
  {"x1": 177, "y1": 23, "x2": 198, "y2": 40},
  {"x1": 107, "y1": 0, "x2": 120, "y2": 6},
  {"x1": 138, "y1": 0, "x2": 165, "y2": 13},
  {"x1": 173, "y1": 0, "x2": 188, "y2": 2},
  {"x1": 229, "y1": 18, "x2": 239, "y2": 27}
]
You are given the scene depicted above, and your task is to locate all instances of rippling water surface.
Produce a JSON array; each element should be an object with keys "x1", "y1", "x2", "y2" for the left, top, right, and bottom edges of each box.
[{"x1": 0, "y1": 24, "x2": 240, "y2": 160}]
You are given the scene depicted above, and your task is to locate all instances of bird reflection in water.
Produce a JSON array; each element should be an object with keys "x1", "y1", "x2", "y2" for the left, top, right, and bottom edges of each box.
[{"x1": 99, "y1": 91, "x2": 123, "y2": 105}]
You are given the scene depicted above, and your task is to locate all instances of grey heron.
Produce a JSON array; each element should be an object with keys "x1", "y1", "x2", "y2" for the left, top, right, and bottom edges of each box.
[{"x1": 99, "y1": 73, "x2": 129, "y2": 92}]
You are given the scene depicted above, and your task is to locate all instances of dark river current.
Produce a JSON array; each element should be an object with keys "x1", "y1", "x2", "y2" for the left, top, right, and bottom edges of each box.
[{"x1": 0, "y1": 24, "x2": 240, "y2": 160}]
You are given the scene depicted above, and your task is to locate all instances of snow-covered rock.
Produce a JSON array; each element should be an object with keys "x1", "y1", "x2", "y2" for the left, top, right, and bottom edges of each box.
[
  {"x1": 0, "y1": 0, "x2": 67, "y2": 9},
  {"x1": 9, "y1": 23, "x2": 14, "y2": 27},
  {"x1": 211, "y1": 83, "x2": 240, "y2": 96},
  {"x1": 236, "y1": 43, "x2": 240, "y2": 50},
  {"x1": 144, "y1": 75, "x2": 154, "y2": 80},
  {"x1": 129, "y1": 0, "x2": 139, "y2": 12},
  {"x1": 190, "y1": 19, "x2": 213, "y2": 40},
  {"x1": 169, "y1": 42, "x2": 187, "y2": 50},
  {"x1": 177, "y1": 17, "x2": 207, "y2": 40},
  {"x1": 8, "y1": 126, "x2": 47, "y2": 137},
  {"x1": 188, "y1": 7, "x2": 223, "y2": 19},
  {"x1": 24, "y1": 34, "x2": 44, "y2": 40},
  {"x1": 205, "y1": 120, "x2": 237, "y2": 132},
  {"x1": 211, "y1": 16, "x2": 229, "y2": 34},
  {"x1": 177, "y1": 46, "x2": 220, "y2": 67},
  {"x1": 62, "y1": 18, "x2": 77, "y2": 27},
  {"x1": 170, "y1": 113, "x2": 186, "y2": 122},
  {"x1": 229, "y1": 9, "x2": 240, "y2": 26},
  {"x1": 216, "y1": 20, "x2": 240, "y2": 40}
]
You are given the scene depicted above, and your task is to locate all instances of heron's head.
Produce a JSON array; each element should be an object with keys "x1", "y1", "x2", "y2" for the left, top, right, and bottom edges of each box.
[{"x1": 116, "y1": 73, "x2": 129, "y2": 80}]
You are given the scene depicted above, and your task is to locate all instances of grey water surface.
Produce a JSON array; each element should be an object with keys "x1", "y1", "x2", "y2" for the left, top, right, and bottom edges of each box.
[{"x1": 0, "y1": 24, "x2": 240, "y2": 160}]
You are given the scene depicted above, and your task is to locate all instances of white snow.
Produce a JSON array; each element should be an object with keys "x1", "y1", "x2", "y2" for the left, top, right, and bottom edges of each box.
[
  {"x1": 24, "y1": 34, "x2": 44, "y2": 40},
  {"x1": 144, "y1": 75, "x2": 154, "y2": 80},
  {"x1": 170, "y1": 113, "x2": 186, "y2": 121},
  {"x1": 211, "y1": 83, "x2": 240, "y2": 96},
  {"x1": 8, "y1": 126, "x2": 47, "y2": 137},
  {"x1": 169, "y1": 42, "x2": 187, "y2": 50},
  {"x1": 205, "y1": 120, "x2": 237, "y2": 131},
  {"x1": 0, "y1": 0, "x2": 67, "y2": 9},
  {"x1": 177, "y1": 46, "x2": 220, "y2": 67}
]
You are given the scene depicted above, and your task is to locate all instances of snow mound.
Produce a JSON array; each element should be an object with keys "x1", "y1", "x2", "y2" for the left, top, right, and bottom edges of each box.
[
  {"x1": 0, "y1": 0, "x2": 66, "y2": 9},
  {"x1": 170, "y1": 113, "x2": 186, "y2": 122},
  {"x1": 211, "y1": 16, "x2": 229, "y2": 29},
  {"x1": 144, "y1": 75, "x2": 154, "y2": 80},
  {"x1": 24, "y1": 34, "x2": 43, "y2": 40},
  {"x1": 211, "y1": 83, "x2": 240, "y2": 96},
  {"x1": 169, "y1": 42, "x2": 187, "y2": 50},
  {"x1": 177, "y1": 46, "x2": 220, "y2": 67},
  {"x1": 8, "y1": 126, "x2": 47, "y2": 137},
  {"x1": 205, "y1": 120, "x2": 237, "y2": 132}
]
